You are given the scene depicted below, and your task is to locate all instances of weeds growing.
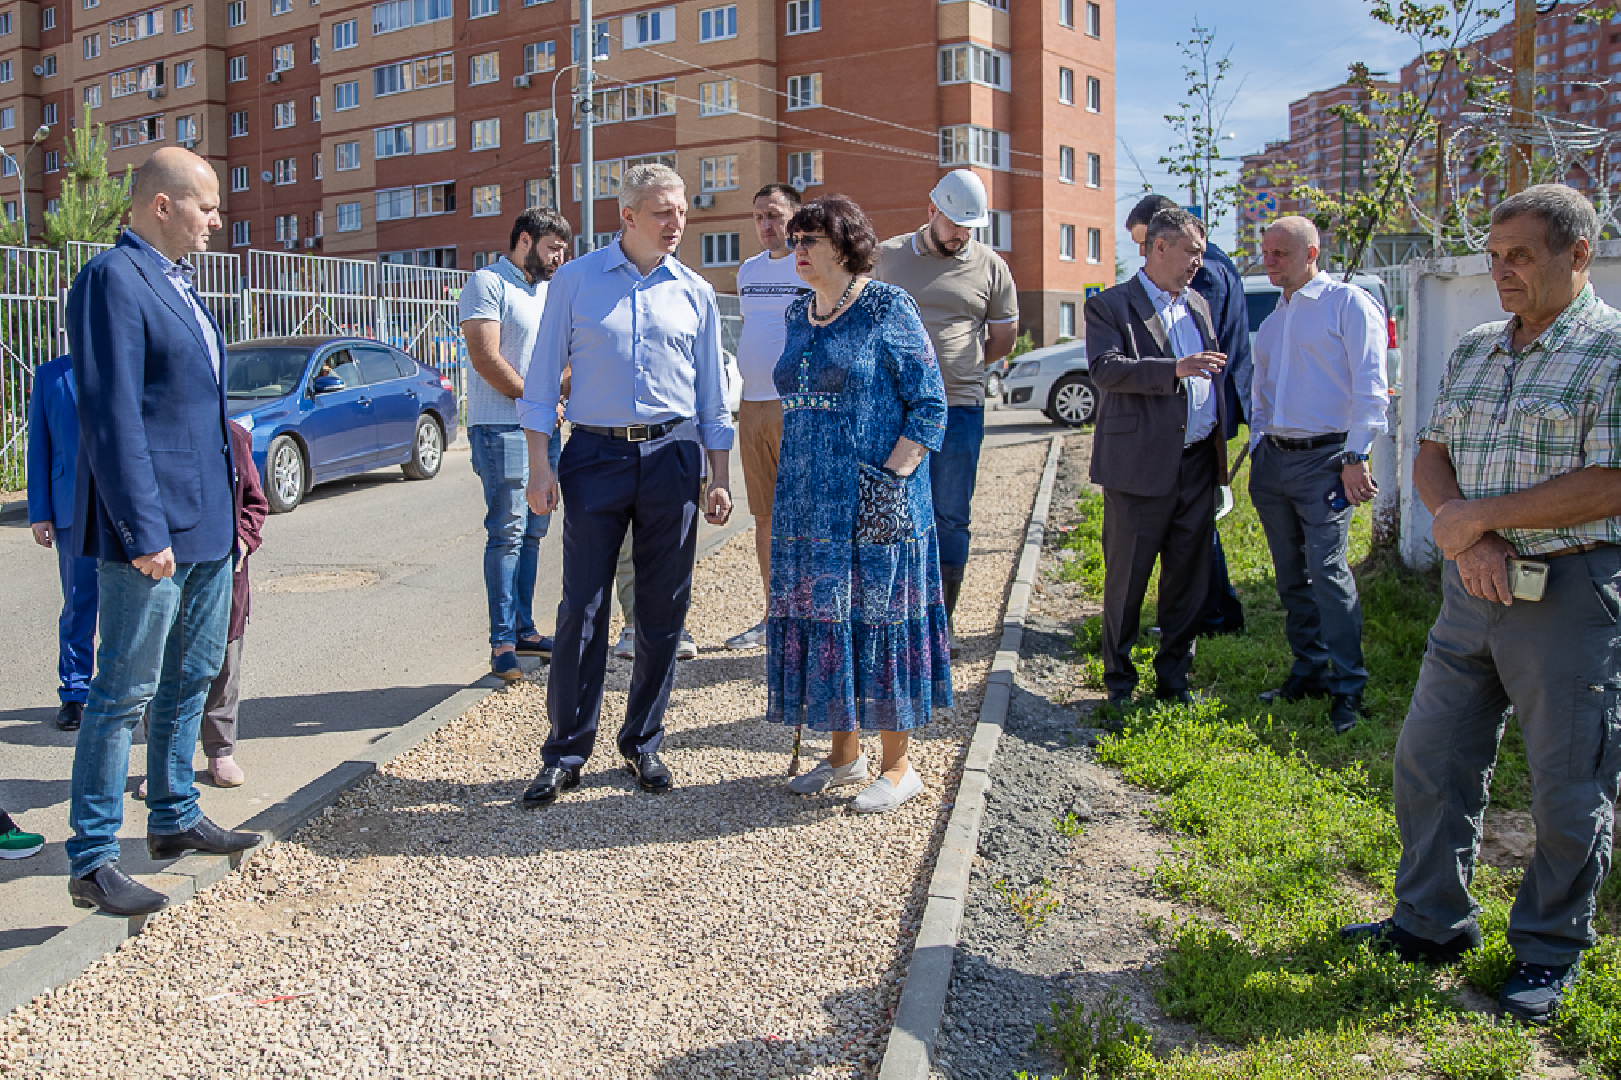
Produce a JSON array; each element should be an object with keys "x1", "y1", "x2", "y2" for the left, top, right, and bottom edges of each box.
[{"x1": 995, "y1": 878, "x2": 1059, "y2": 933}]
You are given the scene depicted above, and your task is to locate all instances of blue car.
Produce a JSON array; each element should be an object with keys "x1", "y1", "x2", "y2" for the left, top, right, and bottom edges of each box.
[{"x1": 224, "y1": 335, "x2": 460, "y2": 513}]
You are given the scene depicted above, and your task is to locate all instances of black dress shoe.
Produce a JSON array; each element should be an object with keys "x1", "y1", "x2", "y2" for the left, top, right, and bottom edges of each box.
[
  {"x1": 1329, "y1": 692, "x2": 1364, "y2": 735},
  {"x1": 623, "y1": 752, "x2": 673, "y2": 793},
  {"x1": 515, "y1": 635, "x2": 553, "y2": 659},
  {"x1": 1258, "y1": 672, "x2": 1333, "y2": 704},
  {"x1": 56, "y1": 701, "x2": 84, "y2": 731},
  {"x1": 146, "y1": 815, "x2": 262, "y2": 860},
  {"x1": 521, "y1": 765, "x2": 579, "y2": 808},
  {"x1": 69, "y1": 862, "x2": 169, "y2": 916},
  {"x1": 1155, "y1": 688, "x2": 1196, "y2": 705},
  {"x1": 1341, "y1": 917, "x2": 1481, "y2": 964}
]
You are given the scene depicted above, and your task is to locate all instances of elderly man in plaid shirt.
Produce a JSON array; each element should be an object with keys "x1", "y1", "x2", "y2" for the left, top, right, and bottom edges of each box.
[{"x1": 1343, "y1": 185, "x2": 1621, "y2": 1025}]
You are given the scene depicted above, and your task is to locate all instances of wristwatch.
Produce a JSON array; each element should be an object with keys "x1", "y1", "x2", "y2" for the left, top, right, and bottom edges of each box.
[
  {"x1": 879, "y1": 465, "x2": 905, "y2": 482},
  {"x1": 1338, "y1": 450, "x2": 1370, "y2": 467}
]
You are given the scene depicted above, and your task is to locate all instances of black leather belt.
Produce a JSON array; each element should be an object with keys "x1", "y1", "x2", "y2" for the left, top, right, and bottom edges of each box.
[
  {"x1": 1543, "y1": 542, "x2": 1612, "y2": 560},
  {"x1": 572, "y1": 419, "x2": 688, "y2": 443},
  {"x1": 1267, "y1": 432, "x2": 1346, "y2": 451}
]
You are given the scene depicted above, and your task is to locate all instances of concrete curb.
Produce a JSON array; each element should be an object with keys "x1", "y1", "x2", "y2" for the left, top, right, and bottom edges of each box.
[
  {"x1": 878, "y1": 433, "x2": 1065, "y2": 1080},
  {"x1": 0, "y1": 516, "x2": 757, "y2": 1020}
]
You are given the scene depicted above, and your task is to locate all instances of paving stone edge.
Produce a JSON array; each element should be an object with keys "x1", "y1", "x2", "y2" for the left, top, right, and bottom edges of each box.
[
  {"x1": 0, "y1": 513, "x2": 754, "y2": 1019},
  {"x1": 877, "y1": 432, "x2": 1065, "y2": 1080}
]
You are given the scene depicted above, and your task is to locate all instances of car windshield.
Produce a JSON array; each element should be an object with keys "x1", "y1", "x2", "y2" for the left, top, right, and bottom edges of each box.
[{"x1": 226, "y1": 348, "x2": 311, "y2": 400}]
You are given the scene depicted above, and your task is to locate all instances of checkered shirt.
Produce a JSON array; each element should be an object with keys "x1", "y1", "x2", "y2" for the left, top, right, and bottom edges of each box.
[{"x1": 1418, "y1": 283, "x2": 1621, "y2": 556}]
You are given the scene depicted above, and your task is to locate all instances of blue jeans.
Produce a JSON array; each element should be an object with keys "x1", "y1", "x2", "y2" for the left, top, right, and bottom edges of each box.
[
  {"x1": 67, "y1": 557, "x2": 232, "y2": 877},
  {"x1": 54, "y1": 524, "x2": 99, "y2": 703},
  {"x1": 468, "y1": 423, "x2": 561, "y2": 648},
  {"x1": 930, "y1": 405, "x2": 986, "y2": 578}
]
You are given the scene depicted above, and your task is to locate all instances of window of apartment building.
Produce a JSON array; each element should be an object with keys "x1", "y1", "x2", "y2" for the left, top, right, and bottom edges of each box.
[
  {"x1": 336, "y1": 140, "x2": 360, "y2": 170},
  {"x1": 1058, "y1": 223, "x2": 1075, "y2": 260},
  {"x1": 43, "y1": 102, "x2": 56, "y2": 124},
  {"x1": 334, "y1": 19, "x2": 357, "y2": 49},
  {"x1": 175, "y1": 114, "x2": 196, "y2": 142},
  {"x1": 311, "y1": 210, "x2": 323, "y2": 237},
  {"x1": 275, "y1": 214, "x2": 298, "y2": 243},
  {"x1": 272, "y1": 0, "x2": 292, "y2": 13},
  {"x1": 416, "y1": 182, "x2": 454, "y2": 215},
  {"x1": 230, "y1": 165, "x2": 249, "y2": 190},
  {"x1": 274, "y1": 101, "x2": 296, "y2": 128},
  {"x1": 44, "y1": 149, "x2": 59, "y2": 172},
  {"x1": 273, "y1": 156, "x2": 296, "y2": 184},
  {"x1": 0, "y1": 13, "x2": 11, "y2": 34},
  {"x1": 0, "y1": 107, "x2": 14, "y2": 130},
  {"x1": 1058, "y1": 301, "x2": 1075, "y2": 339},
  {"x1": 337, "y1": 202, "x2": 362, "y2": 231},
  {"x1": 83, "y1": 85, "x2": 102, "y2": 107},
  {"x1": 1087, "y1": 227, "x2": 1101, "y2": 263},
  {"x1": 1058, "y1": 0, "x2": 1073, "y2": 26},
  {"x1": 375, "y1": 52, "x2": 454, "y2": 96},
  {"x1": 0, "y1": 61, "x2": 10, "y2": 83},
  {"x1": 471, "y1": 183, "x2": 501, "y2": 216},
  {"x1": 973, "y1": 209, "x2": 1010, "y2": 252},
  {"x1": 228, "y1": 1, "x2": 245, "y2": 25},
  {"x1": 570, "y1": 20, "x2": 609, "y2": 63},
  {"x1": 372, "y1": 0, "x2": 451, "y2": 34},
  {"x1": 700, "y1": 4, "x2": 736, "y2": 41},
  {"x1": 83, "y1": 34, "x2": 101, "y2": 59},
  {"x1": 525, "y1": 108, "x2": 553, "y2": 142},
  {"x1": 335, "y1": 81, "x2": 359, "y2": 109},
  {"x1": 626, "y1": 80, "x2": 675, "y2": 119},
  {"x1": 970, "y1": 0, "x2": 1007, "y2": 8},
  {"x1": 42, "y1": 55, "x2": 57, "y2": 76},
  {"x1": 110, "y1": 114, "x2": 163, "y2": 148},
  {"x1": 229, "y1": 56, "x2": 247, "y2": 81},
  {"x1": 1058, "y1": 145, "x2": 1074, "y2": 183},
  {"x1": 573, "y1": 159, "x2": 622, "y2": 201},
  {"x1": 42, "y1": 6, "x2": 55, "y2": 29},
  {"x1": 1086, "y1": 2, "x2": 1101, "y2": 35},
  {"x1": 376, "y1": 123, "x2": 412, "y2": 157},
  {"x1": 310, "y1": 36, "x2": 320, "y2": 62},
  {"x1": 939, "y1": 124, "x2": 1006, "y2": 169},
  {"x1": 469, "y1": 52, "x2": 498, "y2": 85},
  {"x1": 784, "y1": 0, "x2": 818, "y2": 34},
  {"x1": 273, "y1": 44, "x2": 295, "y2": 71},
  {"x1": 311, "y1": 94, "x2": 321, "y2": 120},
  {"x1": 469, "y1": 0, "x2": 496, "y2": 17},
  {"x1": 700, "y1": 154, "x2": 738, "y2": 191},
  {"x1": 585, "y1": 87, "x2": 624, "y2": 124},
  {"x1": 471, "y1": 117, "x2": 499, "y2": 149},
  {"x1": 627, "y1": 7, "x2": 675, "y2": 47},
  {"x1": 1086, "y1": 152, "x2": 1101, "y2": 187},
  {"x1": 111, "y1": 62, "x2": 165, "y2": 97},
  {"x1": 1086, "y1": 75, "x2": 1101, "y2": 111},
  {"x1": 939, "y1": 44, "x2": 1009, "y2": 90},
  {"x1": 174, "y1": 5, "x2": 193, "y2": 32},
  {"x1": 311, "y1": 152, "x2": 321, "y2": 179},
  {"x1": 230, "y1": 110, "x2": 248, "y2": 136},
  {"x1": 525, "y1": 177, "x2": 553, "y2": 208},
  {"x1": 473, "y1": 251, "x2": 502, "y2": 269},
  {"x1": 2, "y1": 200, "x2": 15, "y2": 219},
  {"x1": 524, "y1": 41, "x2": 554, "y2": 73},
  {"x1": 702, "y1": 232, "x2": 741, "y2": 266},
  {"x1": 416, "y1": 116, "x2": 453, "y2": 151},
  {"x1": 174, "y1": 60, "x2": 194, "y2": 87},
  {"x1": 786, "y1": 73, "x2": 822, "y2": 110},
  {"x1": 1058, "y1": 67, "x2": 1074, "y2": 105},
  {"x1": 231, "y1": 220, "x2": 249, "y2": 246},
  {"x1": 787, "y1": 150, "x2": 822, "y2": 188},
  {"x1": 699, "y1": 79, "x2": 737, "y2": 115}
]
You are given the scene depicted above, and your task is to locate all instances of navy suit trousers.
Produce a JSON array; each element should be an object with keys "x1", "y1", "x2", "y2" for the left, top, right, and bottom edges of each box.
[
  {"x1": 55, "y1": 525, "x2": 99, "y2": 703},
  {"x1": 544, "y1": 430, "x2": 702, "y2": 770}
]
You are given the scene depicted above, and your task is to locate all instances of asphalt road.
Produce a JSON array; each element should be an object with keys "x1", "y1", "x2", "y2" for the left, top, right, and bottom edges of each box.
[{"x1": 0, "y1": 404, "x2": 1066, "y2": 972}]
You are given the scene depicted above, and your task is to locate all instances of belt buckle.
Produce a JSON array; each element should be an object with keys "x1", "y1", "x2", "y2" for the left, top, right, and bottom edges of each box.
[{"x1": 624, "y1": 424, "x2": 651, "y2": 443}]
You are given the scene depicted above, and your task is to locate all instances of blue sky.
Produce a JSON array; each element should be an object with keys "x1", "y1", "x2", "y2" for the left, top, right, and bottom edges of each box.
[{"x1": 1113, "y1": 0, "x2": 1422, "y2": 266}]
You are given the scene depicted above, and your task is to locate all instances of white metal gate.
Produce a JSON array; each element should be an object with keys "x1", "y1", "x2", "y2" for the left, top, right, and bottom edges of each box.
[
  {"x1": 0, "y1": 246, "x2": 63, "y2": 489},
  {"x1": 377, "y1": 263, "x2": 469, "y2": 401}
]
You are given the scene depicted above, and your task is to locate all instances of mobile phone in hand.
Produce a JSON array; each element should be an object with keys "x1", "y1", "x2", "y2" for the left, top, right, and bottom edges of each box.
[{"x1": 1324, "y1": 478, "x2": 1350, "y2": 513}]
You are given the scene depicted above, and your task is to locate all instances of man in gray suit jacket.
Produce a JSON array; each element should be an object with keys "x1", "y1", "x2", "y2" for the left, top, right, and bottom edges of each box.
[{"x1": 1084, "y1": 208, "x2": 1229, "y2": 708}]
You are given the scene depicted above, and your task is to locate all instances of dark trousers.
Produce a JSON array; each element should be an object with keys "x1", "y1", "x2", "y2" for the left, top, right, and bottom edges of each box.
[
  {"x1": 931, "y1": 405, "x2": 986, "y2": 579},
  {"x1": 1197, "y1": 532, "x2": 1245, "y2": 636},
  {"x1": 1100, "y1": 436, "x2": 1217, "y2": 695},
  {"x1": 544, "y1": 431, "x2": 702, "y2": 770},
  {"x1": 55, "y1": 524, "x2": 98, "y2": 704},
  {"x1": 200, "y1": 634, "x2": 244, "y2": 759}
]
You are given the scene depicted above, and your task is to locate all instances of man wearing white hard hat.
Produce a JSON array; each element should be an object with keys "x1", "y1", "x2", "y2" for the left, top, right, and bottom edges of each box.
[{"x1": 875, "y1": 169, "x2": 1019, "y2": 655}]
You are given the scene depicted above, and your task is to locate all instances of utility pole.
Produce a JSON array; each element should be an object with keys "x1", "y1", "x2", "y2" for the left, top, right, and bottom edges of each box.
[
  {"x1": 1508, "y1": 0, "x2": 1536, "y2": 195},
  {"x1": 578, "y1": 0, "x2": 595, "y2": 253}
]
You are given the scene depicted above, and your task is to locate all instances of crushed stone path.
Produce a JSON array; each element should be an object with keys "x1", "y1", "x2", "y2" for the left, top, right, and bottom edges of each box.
[{"x1": 1, "y1": 438, "x2": 1050, "y2": 1080}]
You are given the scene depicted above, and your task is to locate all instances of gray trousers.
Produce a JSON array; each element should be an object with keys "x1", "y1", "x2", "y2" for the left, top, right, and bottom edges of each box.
[
  {"x1": 1393, "y1": 548, "x2": 1621, "y2": 966},
  {"x1": 200, "y1": 635, "x2": 244, "y2": 760},
  {"x1": 1249, "y1": 440, "x2": 1366, "y2": 694}
]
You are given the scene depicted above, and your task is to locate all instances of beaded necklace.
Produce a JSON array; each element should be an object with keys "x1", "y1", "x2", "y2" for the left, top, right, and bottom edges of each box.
[{"x1": 808, "y1": 274, "x2": 859, "y2": 326}]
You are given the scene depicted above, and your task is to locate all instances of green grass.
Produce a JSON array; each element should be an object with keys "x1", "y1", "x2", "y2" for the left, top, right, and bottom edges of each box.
[{"x1": 1045, "y1": 441, "x2": 1621, "y2": 1077}]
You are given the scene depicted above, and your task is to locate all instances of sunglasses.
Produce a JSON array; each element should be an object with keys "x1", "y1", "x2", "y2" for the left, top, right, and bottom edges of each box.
[{"x1": 786, "y1": 234, "x2": 829, "y2": 251}]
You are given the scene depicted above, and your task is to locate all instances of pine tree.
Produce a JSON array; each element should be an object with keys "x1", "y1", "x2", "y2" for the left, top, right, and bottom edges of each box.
[{"x1": 43, "y1": 105, "x2": 132, "y2": 248}]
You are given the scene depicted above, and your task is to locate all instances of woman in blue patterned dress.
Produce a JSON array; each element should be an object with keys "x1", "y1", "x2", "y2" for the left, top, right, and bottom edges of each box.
[{"x1": 766, "y1": 194, "x2": 952, "y2": 814}]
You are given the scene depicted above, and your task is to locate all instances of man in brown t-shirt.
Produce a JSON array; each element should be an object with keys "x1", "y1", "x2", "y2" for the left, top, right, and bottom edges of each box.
[{"x1": 875, "y1": 169, "x2": 1019, "y2": 652}]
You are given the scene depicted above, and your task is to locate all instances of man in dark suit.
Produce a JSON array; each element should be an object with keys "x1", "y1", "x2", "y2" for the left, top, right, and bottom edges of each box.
[
  {"x1": 65, "y1": 147, "x2": 260, "y2": 917},
  {"x1": 1085, "y1": 207, "x2": 1228, "y2": 708},
  {"x1": 1125, "y1": 194, "x2": 1249, "y2": 637},
  {"x1": 27, "y1": 354, "x2": 98, "y2": 732}
]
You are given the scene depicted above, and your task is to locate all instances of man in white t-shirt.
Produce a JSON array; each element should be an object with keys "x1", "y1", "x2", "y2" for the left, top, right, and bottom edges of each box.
[
  {"x1": 457, "y1": 208, "x2": 571, "y2": 683},
  {"x1": 725, "y1": 183, "x2": 812, "y2": 650}
]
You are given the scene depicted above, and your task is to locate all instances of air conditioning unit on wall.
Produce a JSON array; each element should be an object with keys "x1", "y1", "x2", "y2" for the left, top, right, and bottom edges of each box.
[
  {"x1": 267, "y1": 71, "x2": 281, "y2": 83},
  {"x1": 513, "y1": 74, "x2": 531, "y2": 89},
  {"x1": 692, "y1": 192, "x2": 714, "y2": 209}
]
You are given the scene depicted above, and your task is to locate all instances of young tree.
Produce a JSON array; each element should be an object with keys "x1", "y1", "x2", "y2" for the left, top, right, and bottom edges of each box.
[
  {"x1": 43, "y1": 105, "x2": 132, "y2": 248},
  {"x1": 1159, "y1": 20, "x2": 1246, "y2": 232}
]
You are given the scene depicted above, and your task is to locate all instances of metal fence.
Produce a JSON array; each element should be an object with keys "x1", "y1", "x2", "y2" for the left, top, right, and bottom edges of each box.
[{"x1": 0, "y1": 247, "x2": 62, "y2": 489}]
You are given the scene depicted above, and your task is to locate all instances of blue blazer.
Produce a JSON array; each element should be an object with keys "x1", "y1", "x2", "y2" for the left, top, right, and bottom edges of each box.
[
  {"x1": 67, "y1": 232, "x2": 235, "y2": 565},
  {"x1": 26, "y1": 354, "x2": 80, "y2": 529},
  {"x1": 1192, "y1": 241, "x2": 1254, "y2": 439}
]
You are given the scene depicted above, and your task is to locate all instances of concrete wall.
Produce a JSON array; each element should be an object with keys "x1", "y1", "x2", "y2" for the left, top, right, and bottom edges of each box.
[{"x1": 1398, "y1": 239, "x2": 1621, "y2": 567}]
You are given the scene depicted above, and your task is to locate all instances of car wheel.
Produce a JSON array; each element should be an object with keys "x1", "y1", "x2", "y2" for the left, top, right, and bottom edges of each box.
[
  {"x1": 1048, "y1": 374, "x2": 1098, "y2": 427},
  {"x1": 265, "y1": 434, "x2": 305, "y2": 514},
  {"x1": 402, "y1": 414, "x2": 443, "y2": 480},
  {"x1": 985, "y1": 371, "x2": 1003, "y2": 403}
]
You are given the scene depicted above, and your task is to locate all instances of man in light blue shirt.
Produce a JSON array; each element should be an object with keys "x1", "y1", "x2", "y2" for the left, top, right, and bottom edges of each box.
[{"x1": 516, "y1": 163, "x2": 734, "y2": 807}]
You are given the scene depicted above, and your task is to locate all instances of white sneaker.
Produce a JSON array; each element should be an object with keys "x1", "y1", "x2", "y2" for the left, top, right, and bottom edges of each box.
[
  {"x1": 853, "y1": 767, "x2": 924, "y2": 813},
  {"x1": 725, "y1": 621, "x2": 767, "y2": 650},
  {"x1": 613, "y1": 627, "x2": 636, "y2": 660},
  {"x1": 789, "y1": 753, "x2": 870, "y2": 795},
  {"x1": 677, "y1": 630, "x2": 698, "y2": 661}
]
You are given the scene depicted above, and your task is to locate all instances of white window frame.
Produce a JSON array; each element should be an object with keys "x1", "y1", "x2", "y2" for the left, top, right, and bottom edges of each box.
[
  {"x1": 227, "y1": 0, "x2": 245, "y2": 25},
  {"x1": 230, "y1": 220, "x2": 249, "y2": 247},
  {"x1": 471, "y1": 117, "x2": 500, "y2": 150},
  {"x1": 973, "y1": 209, "x2": 1010, "y2": 252},
  {"x1": 469, "y1": 0, "x2": 496, "y2": 16},
  {"x1": 786, "y1": 73, "x2": 822, "y2": 111},
  {"x1": 524, "y1": 41, "x2": 555, "y2": 74},
  {"x1": 334, "y1": 18, "x2": 357, "y2": 49},
  {"x1": 1058, "y1": 0, "x2": 1073, "y2": 27},
  {"x1": 938, "y1": 43, "x2": 1009, "y2": 91},
  {"x1": 337, "y1": 201, "x2": 362, "y2": 232},
  {"x1": 1087, "y1": 227, "x2": 1102, "y2": 264},
  {"x1": 1058, "y1": 67, "x2": 1074, "y2": 105},
  {"x1": 230, "y1": 166, "x2": 249, "y2": 192},
  {"x1": 1058, "y1": 145, "x2": 1074, "y2": 183},
  {"x1": 469, "y1": 51, "x2": 499, "y2": 85},
  {"x1": 787, "y1": 150, "x2": 822, "y2": 189},
  {"x1": 699, "y1": 80, "x2": 737, "y2": 116},
  {"x1": 700, "y1": 154, "x2": 738, "y2": 192},
  {"x1": 1086, "y1": 152, "x2": 1101, "y2": 188},
  {"x1": 334, "y1": 80, "x2": 360, "y2": 110},
  {"x1": 1086, "y1": 75, "x2": 1101, "y2": 112},
  {"x1": 229, "y1": 55, "x2": 247, "y2": 82},
  {"x1": 1058, "y1": 302, "x2": 1076, "y2": 340},
  {"x1": 699, "y1": 4, "x2": 736, "y2": 42},
  {"x1": 784, "y1": 0, "x2": 819, "y2": 34},
  {"x1": 335, "y1": 140, "x2": 361, "y2": 170},
  {"x1": 1059, "y1": 223, "x2": 1075, "y2": 261},
  {"x1": 524, "y1": 108, "x2": 553, "y2": 142},
  {"x1": 702, "y1": 231, "x2": 741, "y2": 266},
  {"x1": 623, "y1": 6, "x2": 675, "y2": 48},
  {"x1": 471, "y1": 183, "x2": 501, "y2": 216},
  {"x1": 274, "y1": 100, "x2": 296, "y2": 128},
  {"x1": 938, "y1": 124, "x2": 1007, "y2": 170}
]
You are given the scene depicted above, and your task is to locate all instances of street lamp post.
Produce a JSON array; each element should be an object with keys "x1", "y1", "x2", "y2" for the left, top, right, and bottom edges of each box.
[{"x1": 0, "y1": 125, "x2": 52, "y2": 245}]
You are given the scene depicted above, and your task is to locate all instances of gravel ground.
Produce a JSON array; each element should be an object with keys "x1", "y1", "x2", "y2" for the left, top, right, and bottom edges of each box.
[{"x1": 0, "y1": 437, "x2": 1050, "y2": 1080}]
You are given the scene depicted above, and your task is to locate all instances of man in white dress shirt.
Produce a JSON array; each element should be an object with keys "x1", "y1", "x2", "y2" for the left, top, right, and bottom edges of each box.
[{"x1": 1249, "y1": 216, "x2": 1389, "y2": 734}]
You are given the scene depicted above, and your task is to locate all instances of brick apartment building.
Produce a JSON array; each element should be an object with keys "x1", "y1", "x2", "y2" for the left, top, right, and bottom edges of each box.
[{"x1": 0, "y1": 0, "x2": 1115, "y2": 344}]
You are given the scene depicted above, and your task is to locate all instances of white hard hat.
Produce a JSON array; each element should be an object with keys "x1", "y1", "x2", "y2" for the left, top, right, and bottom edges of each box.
[{"x1": 930, "y1": 169, "x2": 989, "y2": 229}]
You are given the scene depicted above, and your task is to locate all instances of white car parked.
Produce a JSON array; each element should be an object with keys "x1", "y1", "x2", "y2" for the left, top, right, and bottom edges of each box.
[{"x1": 998, "y1": 339, "x2": 1095, "y2": 427}]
